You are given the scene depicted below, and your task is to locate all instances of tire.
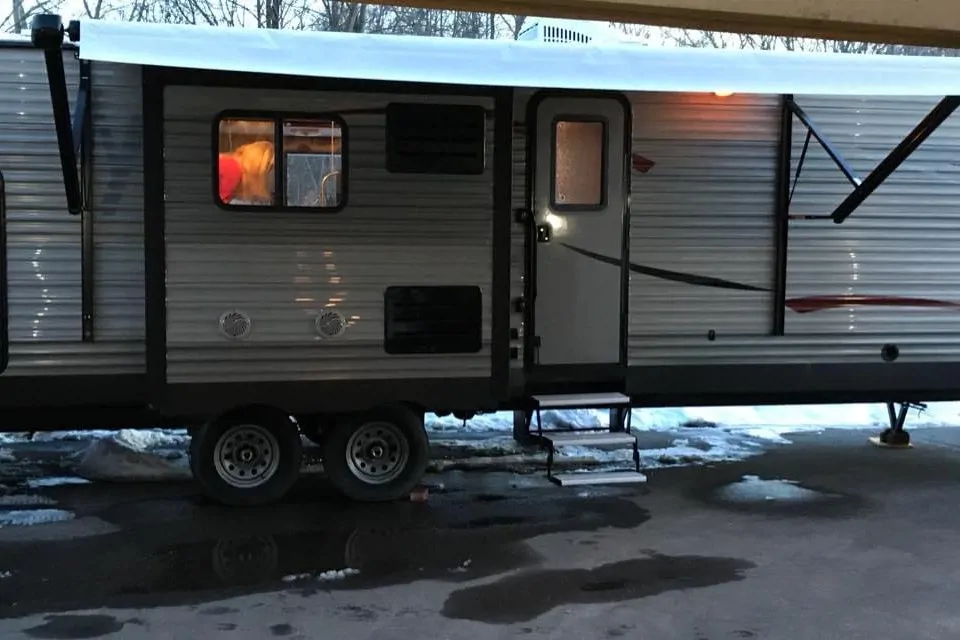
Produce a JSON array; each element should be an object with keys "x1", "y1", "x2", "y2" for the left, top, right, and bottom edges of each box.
[
  {"x1": 189, "y1": 407, "x2": 303, "y2": 507},
  {"x1": 322, "y1": 404, "x2": 429, "y2": 502}
]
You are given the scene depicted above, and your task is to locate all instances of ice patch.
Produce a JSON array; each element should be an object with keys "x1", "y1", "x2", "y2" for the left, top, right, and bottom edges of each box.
[
  {"x1": 0, "y1": 448, "x2": 14, "y2": 463},
  {"x1": 715, "y1": 475, "x2": 842, "y2": 504},
  {"x1": 0, "y1": 509, "x2": 75, "y2": 527},
  {"x1": 0, "y1": 494, "x2": 57, "y2": 506},
  {"x1": 26, "y1": 477, "x2": 92, "y2": 488},
  {"x1": 282, "y1": 568, "x2": 360, "y2": 583}
]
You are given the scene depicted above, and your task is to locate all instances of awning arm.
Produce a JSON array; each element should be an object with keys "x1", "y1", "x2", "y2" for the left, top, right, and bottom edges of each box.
[
  {"x1": 785, "y1": 96, "x2": 861, "y2": 190},
  {"x1": 831, "y1": 96, "x2": 960, "y2": 224},
  {"x1": 30, "y1": 14, "x2": 84, "y2": 216}
]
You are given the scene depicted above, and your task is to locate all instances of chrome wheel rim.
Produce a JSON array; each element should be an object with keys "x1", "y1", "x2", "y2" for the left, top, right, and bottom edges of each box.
[
  {"x1": 213, "y1": 424, "x2": 281, "y2": 488},
  {"x1": 345, "y1": 421, "x2": 409, "y2": 485}
]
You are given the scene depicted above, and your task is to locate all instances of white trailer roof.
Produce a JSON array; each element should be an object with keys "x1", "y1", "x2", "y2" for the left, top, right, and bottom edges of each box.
[{"x1": 78, "y1": 18, "x2": 960, "y2": 96}]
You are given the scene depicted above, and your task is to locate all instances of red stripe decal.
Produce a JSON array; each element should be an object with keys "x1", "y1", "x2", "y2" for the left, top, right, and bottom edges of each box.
[
  {"x1": 785, "y1": 295, "x2": 960, "y2": 314},
  {"x1": 631, "y1": 153, "x2": 655, "y2": 174}
]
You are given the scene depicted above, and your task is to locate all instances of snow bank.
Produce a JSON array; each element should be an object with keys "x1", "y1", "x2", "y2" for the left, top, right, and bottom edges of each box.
[{"x1": 73, "y1": 439, "x2": 191, "y2": 483}]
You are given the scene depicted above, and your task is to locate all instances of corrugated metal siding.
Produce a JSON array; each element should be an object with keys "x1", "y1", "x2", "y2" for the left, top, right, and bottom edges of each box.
[
  {"x1": 627, "y1": 91, "x2": 780, "y2": 365},
  {"x1": 90, "y1": 61, "x2": 145, "y2": 357},
  {"x1": 163, "y1": 86, "x2": 494, "y2": 383},
  {"x1": 786, "y1": 94, "x2": 960, "y2": 362},
  {"x1": 0, "y1": 50, "x2": 146, "y2": 377},
  {"x1": 0, "y1": 48, "x2": 80, "y2": 359}
]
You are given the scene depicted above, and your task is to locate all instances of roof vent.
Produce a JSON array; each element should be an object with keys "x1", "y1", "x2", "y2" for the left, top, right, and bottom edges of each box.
[{"x1": 517, "y1": 17, "x2": 615, "y2": 45}]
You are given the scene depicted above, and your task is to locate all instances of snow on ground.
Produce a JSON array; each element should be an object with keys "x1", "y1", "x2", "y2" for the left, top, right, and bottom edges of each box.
[
  {"x1": 0, "y1": 402, "x2": 956, "y2": 486},
  {"x1": 25, "y1": 477, "x2": 92, "y2": 489},
  {"x1": 714, "y1": 475, "x2": 843, "y2": 504},
  {"x1": 0, "y1": 494, "x2": 57, "y2": 507},
  {"x1": 0, "y1": 509, "x2": 74, "y2": 528},
  {"x1": 425, "y1": 402, "x2": 960, "y2": 437}
]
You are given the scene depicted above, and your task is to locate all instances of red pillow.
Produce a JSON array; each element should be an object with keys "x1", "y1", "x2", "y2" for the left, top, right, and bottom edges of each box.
[{"x1": 218, "y1": 154, "x2": 242, "y2": 202}]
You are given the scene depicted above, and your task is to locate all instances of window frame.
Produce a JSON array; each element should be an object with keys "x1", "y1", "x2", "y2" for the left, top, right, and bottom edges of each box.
[
  {"x1": 212, "y1": 109, "x2": 349, "y2": 213},
  {"x1": 548, "y1": 114, "x2": 609, "y2": 212}
]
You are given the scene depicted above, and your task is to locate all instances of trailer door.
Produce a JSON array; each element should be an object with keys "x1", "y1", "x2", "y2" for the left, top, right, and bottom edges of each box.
[{"x1": 529, "y1": 94, "x2": 629, "y2": 367}]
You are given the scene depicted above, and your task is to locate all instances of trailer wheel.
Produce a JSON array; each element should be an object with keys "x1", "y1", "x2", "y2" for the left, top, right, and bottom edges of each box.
[
  {"x1": 189, "y1": 407, "x2": 303, "y2": 506},
  {"x1": 322, "y1": 404, "x2": 429, "y2": 502}
]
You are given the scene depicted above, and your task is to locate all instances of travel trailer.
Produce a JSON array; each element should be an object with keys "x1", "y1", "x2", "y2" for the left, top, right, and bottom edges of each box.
[{"x1": 1, "y1": 14, "x2": 959, "y2": 505}]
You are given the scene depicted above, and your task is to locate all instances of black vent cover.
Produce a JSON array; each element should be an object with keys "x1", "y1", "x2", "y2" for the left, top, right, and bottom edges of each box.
[
  {"x1": 384, "y1": 285, "x2": 483, "y2": 354},
  {"x1": 385, "y1": 103, "x2": 486, "y2": 175}
]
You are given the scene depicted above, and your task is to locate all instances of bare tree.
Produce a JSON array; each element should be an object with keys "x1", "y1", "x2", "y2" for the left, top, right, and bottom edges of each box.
[{"x1": 2, "y1": 0, "x2": 62, "y2": 33}]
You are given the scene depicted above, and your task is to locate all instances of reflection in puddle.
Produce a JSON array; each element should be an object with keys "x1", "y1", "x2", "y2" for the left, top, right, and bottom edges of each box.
[
  {"x1": 715, "y1": 475, "x2": 842, "y2": 504},
  {"x1": 0, "y1": 490, "x2": 650, "y2": 617}
]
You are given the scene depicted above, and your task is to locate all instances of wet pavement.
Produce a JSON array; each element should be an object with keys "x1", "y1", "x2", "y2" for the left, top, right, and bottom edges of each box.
[{"x1": 2, "y1": 427, "x2": 960, "y2": 638}]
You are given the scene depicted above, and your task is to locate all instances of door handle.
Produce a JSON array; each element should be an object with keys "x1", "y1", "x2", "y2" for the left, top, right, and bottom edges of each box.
[{"x1": 536, "y1": 224, "x2": 552, "y2": 243}]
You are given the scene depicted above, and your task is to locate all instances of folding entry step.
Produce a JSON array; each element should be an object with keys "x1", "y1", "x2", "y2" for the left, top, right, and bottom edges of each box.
[{"x1": 528, "y1": 392, "x2": 647, "y2": 487}]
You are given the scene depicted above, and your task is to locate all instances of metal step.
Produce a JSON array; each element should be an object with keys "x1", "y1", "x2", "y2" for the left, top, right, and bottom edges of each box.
[
  {"x1": 533, "y1": 392, "x2": 630, "y2": 409},
  {"x1": 551, "y1": 471, "x2": 648, "y2": 487},
  {"x1": 544, "y1": 431, "x2": 637, "y2": 448}
]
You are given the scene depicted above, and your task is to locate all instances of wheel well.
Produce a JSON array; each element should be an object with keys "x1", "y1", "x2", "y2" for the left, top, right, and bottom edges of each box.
[{"x1": 211, "y1": 404, "x2": 297, "y2": 429}]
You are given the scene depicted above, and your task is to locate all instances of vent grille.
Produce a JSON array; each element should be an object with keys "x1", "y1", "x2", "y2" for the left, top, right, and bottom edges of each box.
[
  {"x1": 315, "y1": 309, "x2": 347, "y2": 339},
  {"x1": 218, "y1": 310, "x2": 252, "y2": 340},
  {"x1": 385, "y1": 103, "x2": 486, "y2": 175}
]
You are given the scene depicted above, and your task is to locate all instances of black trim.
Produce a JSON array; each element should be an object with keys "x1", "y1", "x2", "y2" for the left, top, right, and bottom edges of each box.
[
  {"x1": 523, "y1": 89, "x2": 633, "y2": 372},
  {"x1": 627, "y1": 362, "x2": 960, "y2": 407},
  {"x1": 142, "y1": 68, "x2": 166, "y2": 405},
  {"x1": 163, "y1": 379, "x2": 499, "y2": 417},
  {"x1": 548, "y1": 115, "x2": 608, "y2": 211},
  {"x1": 0, "y1": 171, "x2": 7, "y2": 375},
  {"x1": 772, "y1": 94, "x2": 792, "y2": 336},
  {"x1": 144, "y1": 65, "x2": 503, "y2": 97},
  {"x1": 491, "y1": 89, "x2": 513, "y2": 400},
  {"x1": 213, "y1": 109, "x2": 348, "y2": 213},
  {"x1": 80, "y1": 59, "x2": 95, "y2": 342},
  {"x1": 30, "y1": 14, "x2": 85, "y2": 217},
  {"x1": 831, "y1": 96, "x2": 960, "y2": 224},
  {"x1": 0, "y1": 375, "x2": 146, "y2": 409}
]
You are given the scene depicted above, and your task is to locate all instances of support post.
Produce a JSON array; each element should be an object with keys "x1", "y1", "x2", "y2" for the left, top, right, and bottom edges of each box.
[
  {"x1": 78, "y1": 59, "x2": 94, "y2": 342},
  {"x1": 832, "y1": 96, "x2": 960, "y2": 223},
  {"x1": 772, "y1": 94, "x2": 792, "y2": 336}
]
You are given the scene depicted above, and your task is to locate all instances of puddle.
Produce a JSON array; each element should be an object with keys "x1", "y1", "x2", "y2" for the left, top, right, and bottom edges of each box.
[
  {"x1": 441, "y1": 551, "x2": 755, "y2": 624},
  {"x1": 0, "y1": 490, "x2": 650, "y2": 617},
  {"x1": 23, "y1": 614, "x2": 125, "y2": 639}
]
